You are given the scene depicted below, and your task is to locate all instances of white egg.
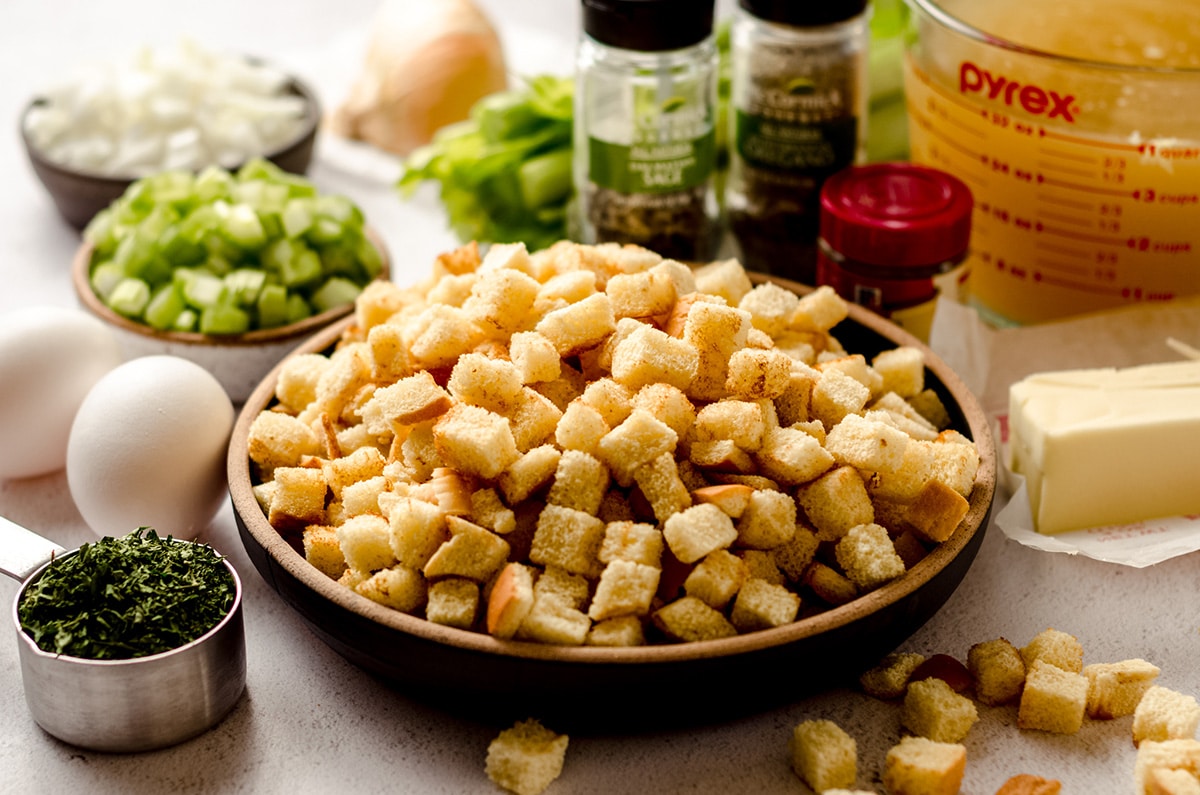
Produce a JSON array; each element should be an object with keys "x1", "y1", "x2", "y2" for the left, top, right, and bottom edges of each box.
[
  {"x1": 66, "y1": 355, "x2": 234, "y2": 540},
  {"x1": 0, "y1": 306, "x2": 123, "y2": 479}
]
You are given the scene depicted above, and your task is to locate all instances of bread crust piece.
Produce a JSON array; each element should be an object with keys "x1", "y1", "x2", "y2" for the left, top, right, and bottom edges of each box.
[
  {"x1": 994, "y1": 774, "x2": 1062, "y2": 795},
  {"x1": 883, "y1": 736, "x2": 966, "y2": 795},
  {"x1": 1017, "y1": 660, "x2": 1089, "y2": 735}
]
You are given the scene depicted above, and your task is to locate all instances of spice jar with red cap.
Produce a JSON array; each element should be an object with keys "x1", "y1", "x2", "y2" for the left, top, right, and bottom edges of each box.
[{"x1": 816, "y1": 162, "x2": 973, "y2": 341}]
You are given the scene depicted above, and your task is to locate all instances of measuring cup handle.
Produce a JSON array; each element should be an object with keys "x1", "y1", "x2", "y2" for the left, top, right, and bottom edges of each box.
[{"x1": 0, "y1": 516, "x2": 67, "y2": 582}]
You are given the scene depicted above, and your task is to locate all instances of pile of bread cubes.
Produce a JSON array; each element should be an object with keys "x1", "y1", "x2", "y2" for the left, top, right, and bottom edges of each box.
[
  {"x1": 789, "y1": 626, "x2": 1200, "y2": 795},
  {"x1": 246, "y1": 239, "x2": 981, "y2": 648}
]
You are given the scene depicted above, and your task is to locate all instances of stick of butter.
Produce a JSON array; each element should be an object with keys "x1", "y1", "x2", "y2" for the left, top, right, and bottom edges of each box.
[{"x1": 1008, "y1": 360, "x2": 1200, "y2": 534}]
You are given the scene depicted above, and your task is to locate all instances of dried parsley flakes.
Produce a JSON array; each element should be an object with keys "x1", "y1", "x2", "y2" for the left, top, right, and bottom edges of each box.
[{"x1": 18, "y1": 528, "x2": 236, "y2": 660}]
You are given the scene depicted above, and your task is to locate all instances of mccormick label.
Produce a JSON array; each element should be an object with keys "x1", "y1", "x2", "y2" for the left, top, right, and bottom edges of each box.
[{"x1": 958, "y1": 61, "x2": 1079, "y2": 122}]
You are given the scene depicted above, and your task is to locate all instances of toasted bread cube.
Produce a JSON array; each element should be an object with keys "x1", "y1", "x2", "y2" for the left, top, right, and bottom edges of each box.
[
  {"x1": 903, "y1": 677, "x2": 979, "y2": 743},
  {"x1": 554, "y1": 400, "x2": 609, "y2": 455},
  {"x1": 586, "y1": 615, "x2": 646, "y2": 647},
  {"x1": 422, "y1": 516, "x2": 510, "y2": 582},
  {"x1": 610, "y1": 323, "x2": 700, "y2": 392},
  {"x1": 968, "y1": 637, "x2": 1026, "y2": 706},
  {"x1": 1018, "y1": 660, "x2": 1089, "y2": 734},
  {"x1": 424, "y1": 271, "x2": 476, "y2": 307},
  {"x1": 605, "y1": 268, "x2": 677, "y2": 319},
  {"x1": 1134, "y1": 687, "x2": 1200, "y2": 746},
  {"x1": 360, "y1": 371, "x2": 453, "y2": 436},
  {"x1": 546, "y1": 450, "x2": 610, "y2": 515},
  {"x1": 269, "y1": 466, "x2": 328, "y2": 529},
  {"x1": 505, "y1": 387, "x2": 563, "y2": 453},
  {"x1": 487, "y1": 562, "x2": 536, "y2": 638},
  {"x1": 811, "y1": 367, "x2": 872, "y2": 428},
  {"x1": 597, "y1": 409, "x2": 678, "y2": 487},
  {"x1": 323, "y1": 446, "x2": 386, "y2": 501},
  {"x1": 469, "y1": 487, "x2": 516, "y2": 536},
  {"x1": 533, "y1": 565, "x2": 589, "y2": 610},
  {"x1": 737, "y1": 549, "x2": 786, "y2": 585},
  {"x1": 882, "y1": 736, "x2": 966, "y2": 795},
  {"x1": 821, "y1": 353, "x2": 884, "y2": 395},
  {"x1": 1085, "y1": 659, "x2": 1161, "y2": 719},
  {"x1": 730, "y1": 577, "x2": 800, "y2": 632},
  {"x1": 598, "y1": 521, "x2": 663, "y2": 567},
  {"x1": 800, "y1": 560, "x2": 858, "y2": 606},
  {"x1": 873, "y1": 346, "x2": 926, "y2": 398},
  {"x1": 632, "y1": 453, "x2": 692, "y2": 524},
  {"x1": 432, "y1": 403, "x2": 520, "y2": 481},
  {"x1": 536, "y1": 269, "x2": 597, "y2": 312},
  {"x1": 386, "y1": 495, "x2": 448, "y2": 569},
  {"x1": 404, "y1": 303, "x2": 482, "y2": 369},
  {"x1": 872, "y1": 392, "x2": 939, "y2": 438},
  {"x1": 663, "y1": 503, "x2": 739, "y2": 565},
  {"x1": 509, "y1": 331, "x2": 562, "y2": 385},
  {"x1": 869, "y1": 439, "x2": 937, "y2": 503},
  {"x1": 835, "y1": 523, "x2": 906, "y2": 590},
  {"x1": 738, "y1": 281, "x2": 801, "y2": 338},
  {"x1": 693, "y1": 258, "x2": 752, "y2": 304},
  {"x1": 735, "y1": 488, "x2": 797, "y2": 549},
  {"x1": 302, "y1": 525, "x2": 346, "y2": 579},
  {"x1": 684, "y1": 549, "x2": 749, "y2": 609},
  {"x1": 447, "y1": 352, "x2": 524, "y2": 413},
  {"x1": 485, "y1": 719, "x2": 568, "y2": 795},
  {"x1": 498, "y1": 445, "x2": 561, "y2": 505},
  {"x1": 1147, "y1": 768, "x2": 1200, "y2": 795},
  {"x1": 791, "y1": 285, "x2": 849, "y2": 333},
  {"x1": 928, "y1": 435, "x2": 981, "y2": 497},
  {"x1": 341, "y1": 475, "x2": 388, "y2": 518},
  {"x1": 906, "y1": 479, "x2": 971, "y2": 544},
  {"x1": 478, "y1": 240, "x2": 534, "y2": 274},
  {"x1": 425, "y1": 578, "x2": 479, "y2": 629},
  {"x1": 860, "y1": 652, "x2": 928, "y2": 700},
  {"x1": 1136, "y1": 740, "x2": 1200, "y2": 795},
  {"x1": 530, "y1": 504, "x2": 607, "y2": 578},
  {"x1": 535, "y1": 292, "x2": 616, "y2": 357},
  {"x1": 724, "y1": 347, "x2": 793, "y2": 400},
  {"x1": 689, "y1": 438, "x2": 756, "y2": 474},
  {"x1": 683, "y1": 300, "x2": 753, "y2": 401},
  {"x1": 462, "y1": 266, "x2": 541, "y2": 338},
  {"x1": 431, "y1": 239, "x2": 483, "y2": 277},
  {"x1": 755, "y1": 426, "x2": 835, "y2": 487},
  {"x1": 774, "y1": 367, "x2": 819, "y2": 427},
  {"x1": 248, "y1": 411, "x2": 323, "y2": 470},
  {"x1": 825, "y1": 413, "x2": 910, "y2": 473},
  {"x1": 796, "y1": 466, "x2": 874, "y2": 542},
  {"x1": 578, "y1": 377, "x2": 634, "y2": 428},
  {"x1": 355, "y1": 565, "x2": 426, "y2": 613},
  {"x1": 1021, "y1": 628, "x2": 1084, "y2": 673},
  {"x1": 631, "y1": 382, "x2": 696, "y2": 442},
  {"x1": 397, "y1": 421, "x2": 437, "y2": 481},
  {"x1": 771, "y1": 525, "x2": 821, "y2": 582},
  {"x1": 355, "y1": 278, "x2": 410, "y2": 329},
  {"x1": 313, "y1": 343, "x2": 374, "y2": 420},
  {"x1": 909, "y1": 389, "x2": 953, "y2": 431},
  {"x1": 790, "y1": 719, "x2": 857, "y2": 792},
  {"x1": 274, "y1": 353, "x2": 330, "y2": 413},
  {"x1": 532, "y1": 359, "x2": 586, "y2": 412},
  {"x1": 691, "y1": 484, "x2": 755, "y2": 519},
  {"x1": 338, "y1": 567, "x2": 371, "y2": 590},
  {"x1": 589, "y1": 560, "x2": 661, "y2": 620},
  {"x1": 694, "y1": 400, "x2": 766, "y2": 452},
  {"x1": 652, "y1": 595, "x2": 738, "y2": 642},
  {"x1": 518, "y1": 593, "x2": 592, "y2": 646}
]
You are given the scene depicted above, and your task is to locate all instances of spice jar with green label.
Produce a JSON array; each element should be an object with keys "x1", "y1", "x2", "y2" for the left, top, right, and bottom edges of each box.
[
  {"x1": 727, "y1": 0, "x2": 871, "y2": 284},
  {"x1": 573, "y1": 0, "x2": 720, "y2": 262}
]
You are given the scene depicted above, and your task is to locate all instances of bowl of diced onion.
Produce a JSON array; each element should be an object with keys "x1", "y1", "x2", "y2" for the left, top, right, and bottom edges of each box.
[
  {"x1": 21, "y1": 39, "x2": 320, "y2": 230},
  {"x1": 71, "y1": 160, "x2": 390, "y2": 404}
]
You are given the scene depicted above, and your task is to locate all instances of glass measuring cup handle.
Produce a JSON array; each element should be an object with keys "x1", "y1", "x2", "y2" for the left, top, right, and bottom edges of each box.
[{"x1": 0, "y1": 516, "x2": 67, "y2": 582}]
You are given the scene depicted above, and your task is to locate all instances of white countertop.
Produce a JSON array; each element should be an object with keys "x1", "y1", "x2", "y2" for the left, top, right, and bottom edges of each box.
[{"x1": 3, "y1": 2, "x2": 1198, "y2": 793}]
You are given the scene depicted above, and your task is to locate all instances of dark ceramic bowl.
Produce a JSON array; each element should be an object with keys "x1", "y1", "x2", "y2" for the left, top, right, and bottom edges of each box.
[
  {"x1": 21, "y1": 67, "x2": 320, "y2": 231},
  {"x1": 228, "y1": 276, "x2": 996, "y2": 730}
]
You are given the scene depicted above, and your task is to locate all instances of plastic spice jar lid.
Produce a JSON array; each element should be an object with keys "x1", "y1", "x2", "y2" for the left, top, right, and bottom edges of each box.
[
  {"x1": 738, "y1": 0, "x2": 869, "y2": 27},
  {"x1": 819, "y1": 163, "x2": 974, "y2": 268},
  {"x1": 583, "y1": 0, "x2": 716, "y2": 52}
]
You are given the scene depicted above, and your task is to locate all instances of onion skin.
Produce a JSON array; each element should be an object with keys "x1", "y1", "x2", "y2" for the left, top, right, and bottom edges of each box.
[{"x1": 331, "y1": 0, "x2": 508, "y2": 156}]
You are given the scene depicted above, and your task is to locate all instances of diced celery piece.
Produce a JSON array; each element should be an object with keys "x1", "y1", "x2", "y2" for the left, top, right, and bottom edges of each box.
[
  {"x1": 172, "y1": 308, "x2": 198, "y2": 332},
  {"x1": 179, "y1": 204, "x2": 219, "y2": 243},
  {"x1": 194, "y1": 166, "x2": 234, "y2": 204},
  {"x1": 318, "y1": 242, "x2": 358, "y2": 278},
  {"x1": 285, "y1": 294, "x2": 312, "y2": 324},
  {"x1": 237, "y1": 157, "x2": 286, "y2": 183},
  {"x1": 225, "y1": 268, "x2": 267, "y2": 307},
  {"x1": 356, "y1": 236, "x2": 384, "y2": 280},
  {"x1": 311, "y1": 277, "x2": 363, "y2": 314},
  {"x1": 223, "y1": 203, "x2": 267, "y2": 248},
  {"x1": 281, "y1": 198, "x2": 314, "y2": 238},
  {"x1": 158, "y1": 224, "x2": 206, "y2": 268},
  {"x1": 108, "y1": 278, "x2": 151, "y2": 318},
  {"x1": 144, "y1": 283, "x2": 187, "y2": 330},
  {"x1": 315, "y1": 194, "x2": 362, "y2": 227},
  {"x1": 90, "y1": 261, "x2": 126, "y2": 301},
  {"x1": 306, "y1": 217, "x2": 344, "y2": 246},
  {"x1": 262, "y1": 237, "x2": 299, "y2": 273},
  {"x1": 256, "y1": 284, "x2": 289, "y2": 328},
  {"x1": 257, "y1": 209, "x2": 283, "y2": 241},
  {"x1": 280, "y1": 248, "x2": 322, "y2": 288},
  {"x1": 180, "y1": 269, "x2": 226, "y2": 309},
  {"x1": 199, "y1": 303, "x2": 251, "y2": 335}
]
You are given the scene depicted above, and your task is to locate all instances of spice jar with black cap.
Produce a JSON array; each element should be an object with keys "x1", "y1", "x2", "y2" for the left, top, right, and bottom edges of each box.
[
  {"x1": 727, "y1": 0, "x2": 871, "y2": 284},
  {"x1": 573, "y1": 0, "x2": 721, "y2": 262}
]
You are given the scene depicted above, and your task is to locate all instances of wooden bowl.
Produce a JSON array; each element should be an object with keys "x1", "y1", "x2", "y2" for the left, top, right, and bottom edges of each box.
[
  {"x1": 227, "y1": 278, "x2": 996, "y2": 730},
  {"x1": 71, "y1": 229, "x2": 389, "y2": 404},
  {"x1": 20, "y1": 68, "x2": 320, "y2": 231}
]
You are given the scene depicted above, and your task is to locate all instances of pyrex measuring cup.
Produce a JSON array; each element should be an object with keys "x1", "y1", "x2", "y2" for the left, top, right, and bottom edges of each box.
[
  {"x1": 0, "y1": 516, "x2": 246, "y2": 752},
  {"x1": 904, "y1": 0, "x2": 1200, "y2": 325}
]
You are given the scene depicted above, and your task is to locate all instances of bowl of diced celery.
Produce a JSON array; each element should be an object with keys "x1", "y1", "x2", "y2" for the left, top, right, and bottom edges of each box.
[{"x1": 72, "y1": 158, "x2": 390, "y2": 403}]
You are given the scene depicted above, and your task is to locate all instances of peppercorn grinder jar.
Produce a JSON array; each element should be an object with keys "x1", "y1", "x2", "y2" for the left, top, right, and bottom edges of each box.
[{"x1": 0, "y1": 516, "x2": 246, "y2": 752}]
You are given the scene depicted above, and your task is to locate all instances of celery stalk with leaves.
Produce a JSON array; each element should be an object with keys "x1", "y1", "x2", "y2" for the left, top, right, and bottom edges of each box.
[{"x1": 397, "y1": 75, "x2": 575, "y2": 252}]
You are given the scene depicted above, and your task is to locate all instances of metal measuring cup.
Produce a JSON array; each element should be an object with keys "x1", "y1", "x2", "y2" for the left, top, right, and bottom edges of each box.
[{"x1": 0, "y1": 516, "x2": 246, "y2": 752}]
